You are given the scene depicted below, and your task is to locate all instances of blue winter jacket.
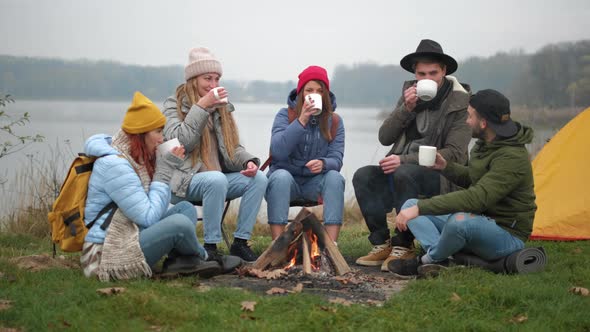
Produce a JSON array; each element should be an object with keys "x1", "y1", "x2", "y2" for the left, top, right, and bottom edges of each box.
[
  {"x1": 269, "y1": 89, "x2": 344, "y2": 177},
  {"x1": 83, "y1": 134, "x2": 171, "y2": 244}
]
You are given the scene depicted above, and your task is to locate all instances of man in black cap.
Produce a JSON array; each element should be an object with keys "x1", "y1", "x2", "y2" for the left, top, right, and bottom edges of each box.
[
  {"x1": 387, "y1": 89, "x2": 537, "y2": 278},
  {"x1": 354, "y1": 39, "x2": 471, "y2": 271}
]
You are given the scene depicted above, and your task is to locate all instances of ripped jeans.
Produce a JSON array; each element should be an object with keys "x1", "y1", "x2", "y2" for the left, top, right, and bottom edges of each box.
[{"x1": 402, "y1": 199, "x2": 524, "y2": 262}]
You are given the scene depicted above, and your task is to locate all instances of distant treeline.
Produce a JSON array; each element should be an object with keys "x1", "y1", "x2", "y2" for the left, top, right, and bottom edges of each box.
[{"x1": 1, "y1": 39, "x2": 589, "y2": 108}]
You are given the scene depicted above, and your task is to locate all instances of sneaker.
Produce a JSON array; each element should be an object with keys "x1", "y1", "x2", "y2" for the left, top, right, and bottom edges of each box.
[
  {"x1": 388, "y1": 256, "x2": 420, "y2": 279},
  {"x1": 160, "y1": 255, "x2": 222, "y2": 279},
  {"x1": 381, "y1": 246, "x2": 416, "y2": 272},
  {"x1": 417, "y1": 261, "x2": 449, "y2": 278},
  {"x1": 355, "y1": 241, "x2": 392, "y2": 266},
  {"x1": 205, "y1": 245, "x2": 222, "y2": 262},
  {"x1": 216, "y1": 255, "x2": 243, "y2": 274},
  {"x1": 230, "y1": 240, "x2": 258, "y2": 262}
]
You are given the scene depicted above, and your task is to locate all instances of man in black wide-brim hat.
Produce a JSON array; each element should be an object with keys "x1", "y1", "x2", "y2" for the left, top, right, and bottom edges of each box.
[{"x1": 353, "y1": 39, "x2": 471, "y2": 271}]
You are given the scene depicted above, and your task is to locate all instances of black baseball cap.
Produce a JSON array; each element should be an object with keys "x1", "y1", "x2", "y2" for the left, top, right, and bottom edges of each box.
[{"x1": 469, "y1": 89, "x2": 517, "y2": 137}]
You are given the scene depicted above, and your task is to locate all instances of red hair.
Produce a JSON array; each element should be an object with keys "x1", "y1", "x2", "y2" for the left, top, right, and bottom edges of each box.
[{"x1": 127, "y1": 133, "x2": 156, "y2": 179}]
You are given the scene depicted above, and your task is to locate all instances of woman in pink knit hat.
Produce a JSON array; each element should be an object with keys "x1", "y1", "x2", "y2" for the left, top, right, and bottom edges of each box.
[
  {"x1": 265, "y1": 66, "x2": 345, "y2": 242},
  {"x1": 162, "y1": 47, "x2": 267, "y2": 263}
]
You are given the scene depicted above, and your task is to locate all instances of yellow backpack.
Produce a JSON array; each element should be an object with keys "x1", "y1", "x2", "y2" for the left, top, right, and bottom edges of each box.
[{"x1": 47, "y1": 153, "x2": 116, "y2": 254}]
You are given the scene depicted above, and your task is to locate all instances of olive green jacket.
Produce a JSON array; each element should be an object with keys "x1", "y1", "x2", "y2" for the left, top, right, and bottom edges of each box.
[{"x1": 417, "y1": 124, "x2": 537, "y2": 241}]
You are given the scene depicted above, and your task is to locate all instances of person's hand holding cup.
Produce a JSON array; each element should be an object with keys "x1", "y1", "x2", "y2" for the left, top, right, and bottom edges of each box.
[
  {"x1": 157, "y1": 138, "x2": 183, "y2": 159},
  {"x1": 298, "y1": 94, "x2": 321, "y2": 126},
  {"x1": 196, "y1": 87, "x2": 228, "y2": 110},
  {"x1": 418, "y1": 145, "x2": 437, "y2": 167},
  {"x1": 307, "y1": 93, "x2": 322, "y2": 116},
  {"x1": 212, "y1": 87, "x2": 228, "y2": 103}
]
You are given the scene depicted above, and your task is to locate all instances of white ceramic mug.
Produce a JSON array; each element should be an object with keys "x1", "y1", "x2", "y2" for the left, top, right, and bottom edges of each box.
[
  {"x1": 307, "y1": 93, "x2": 323, "y2": 116},
  {"x1": 418, "y1": 145, "x2": 437, "y2": 166},
  {"x1": 212, "y1": 87, "x2": 228, "y2": 103},
  {"x1": 416, "y1": 79, "x2": 438, "y2": 101},
  {"x1": 157, "y1": 138, "x2": 180, "y2": 158}
]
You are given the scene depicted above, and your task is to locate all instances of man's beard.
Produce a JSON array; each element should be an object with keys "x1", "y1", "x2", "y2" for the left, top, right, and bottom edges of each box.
[{"x1": 471, "y1": 127, "x2": 485, "y2": 139}]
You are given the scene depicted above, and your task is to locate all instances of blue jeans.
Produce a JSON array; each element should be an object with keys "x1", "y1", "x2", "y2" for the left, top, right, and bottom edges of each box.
[
  {"x1": 139, "y1": 201, "x2": 207, "y2": 267},
  {"x1": 402, "y1": 199, "x2": 525, "y2": 262},
  {"x1": 172, "y1": 170, "x2": 267, "y2": 244},
  {"x1": 266, "y1": 169, "x2": 345, "y2": 225}
]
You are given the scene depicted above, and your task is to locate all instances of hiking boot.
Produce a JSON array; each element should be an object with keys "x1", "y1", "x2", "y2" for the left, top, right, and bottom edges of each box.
[
  {"x1": 381, "y1": 246, "x2": 416, "y2": 272},
  {"x1": 230, "y1": 239, "x2": 258, "y2": 262},
  {"x1": 160, "y1": 255, "x2": 222, "y2": 279},
  {"x1": 388, "y1": 256, "x2": 420, "y2": 279},
  {"x1": 355, "y1": 240, "x2": 392, "y2": 266},
  {"x1": 417, "y1": 261, "x2": 449, "y2": 278}
]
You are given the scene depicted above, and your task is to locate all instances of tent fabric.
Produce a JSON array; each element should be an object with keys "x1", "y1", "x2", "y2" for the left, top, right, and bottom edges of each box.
[{"x1": 530, "y1": 107, "x2": 590, "y2": 241}]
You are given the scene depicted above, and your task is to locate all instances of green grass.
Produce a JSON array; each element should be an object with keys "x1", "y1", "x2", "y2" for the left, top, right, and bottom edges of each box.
[{"x1": 1, "y1": 224, "x2": 590, "y2": 331}]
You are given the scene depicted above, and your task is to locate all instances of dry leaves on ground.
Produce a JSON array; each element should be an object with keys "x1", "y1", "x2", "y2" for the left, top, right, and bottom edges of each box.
[
  {"x1": 292, "y1": 283, "x2": 304, "y2": 293},
  {"x1": 96, "y1": 287, "x2": 126, "y2": 296},
  {"x1": 570, "y1": 287, "x2": 589, "y2": 296},
  {"x1": 194, "y1": 285, "x2": 211, "y2": 293},
  {"x1": 329, "y1": 297, "x2": 353, "y2": 306},
  {"x1": 509, "y1": 314, "x2": 528, "y2": 324},
  {"x1": 241, "y1": 301, "x2": 257, "y2": 312},
  {"x1": 266, "y1": 287, "x2": 289, "y2": 295},
  {"x1": 450, "y1": 292, "x2": 462, "y2": 302},
  {"x1": 0, "y1": 300, "x2": 13, "y2": 311},
  {"x1": 244, "y1": 268, "x2": 287, "y2": 280}
]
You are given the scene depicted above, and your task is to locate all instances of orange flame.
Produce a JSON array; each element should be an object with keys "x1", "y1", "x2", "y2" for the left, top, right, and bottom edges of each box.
[
  {"x1": 284, "y1": 248, "x2": 298, "y2": 270},
  {"x1": 310, "y1": 232, "x2": 321, "y2": 270}
]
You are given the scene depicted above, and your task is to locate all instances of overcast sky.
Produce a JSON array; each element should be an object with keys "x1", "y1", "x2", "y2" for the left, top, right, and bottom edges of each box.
[{"x1": 2, "y1": 0, "x2": 589, "y2": 82}]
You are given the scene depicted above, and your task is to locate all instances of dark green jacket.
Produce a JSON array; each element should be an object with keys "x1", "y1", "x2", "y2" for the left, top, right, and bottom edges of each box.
[{"x1": 417, "y1": 124, "x2": 536, "y2": 241}]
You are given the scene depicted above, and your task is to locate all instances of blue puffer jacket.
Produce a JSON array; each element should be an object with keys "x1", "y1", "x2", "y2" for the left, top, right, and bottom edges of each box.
[
  {"x1": 83, "y1": 134, "x2": 171, "y2": 243},
  {"x1": 269, "y1": 89, "x2": 344, "y2": 177}
]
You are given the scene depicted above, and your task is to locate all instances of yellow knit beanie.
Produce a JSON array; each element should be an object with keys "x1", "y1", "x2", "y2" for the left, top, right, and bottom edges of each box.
[{"x1": 122, "y1": 91, "x2": 166, "y2": 134}]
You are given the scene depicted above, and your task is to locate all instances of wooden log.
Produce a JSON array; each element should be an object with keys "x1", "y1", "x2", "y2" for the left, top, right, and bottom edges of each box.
[
  {"x1": 302, "y1": 233, "x2": 312, "y2": 274},
  {"x1": 252, "y1": 220, "x2": 303, "y2": 270},
  {"x1": 304, "y1": 213, "x2": 351, "y2": 275}
]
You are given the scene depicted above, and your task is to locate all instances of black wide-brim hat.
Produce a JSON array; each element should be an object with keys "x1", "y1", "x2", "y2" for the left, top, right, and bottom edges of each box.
[{"x1": 400, "y1": 39, "x2": 458, "y2": 75}]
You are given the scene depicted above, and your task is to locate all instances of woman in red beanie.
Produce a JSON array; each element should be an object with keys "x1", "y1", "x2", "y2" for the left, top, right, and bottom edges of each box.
[{"x1": 265, "y1": 66, "x2": 346, "y2": 242}]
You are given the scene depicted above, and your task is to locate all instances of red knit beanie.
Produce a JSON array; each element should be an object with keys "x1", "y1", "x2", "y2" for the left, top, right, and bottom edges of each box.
[{"x1": 297, "y1": 66, "x2": 330, "y2": 94}]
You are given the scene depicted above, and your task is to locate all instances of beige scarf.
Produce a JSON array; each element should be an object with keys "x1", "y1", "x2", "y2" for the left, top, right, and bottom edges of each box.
[{"x1": 96, "y1": 129, "x2": 152, "y2": 282}]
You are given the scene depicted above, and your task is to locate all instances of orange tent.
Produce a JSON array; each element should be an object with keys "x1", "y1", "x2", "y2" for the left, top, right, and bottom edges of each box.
[{"x1": 530, "y1": 107, "x2": 590, "y2": 240}]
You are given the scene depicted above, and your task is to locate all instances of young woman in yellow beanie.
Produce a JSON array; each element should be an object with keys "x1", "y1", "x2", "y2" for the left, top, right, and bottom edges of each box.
[
  {"x1": 80, "y1": 91, "x2": 228, "y2": 281},
  {"x1": 163, "y1": 47, "x2": 267, "y2": 262}
]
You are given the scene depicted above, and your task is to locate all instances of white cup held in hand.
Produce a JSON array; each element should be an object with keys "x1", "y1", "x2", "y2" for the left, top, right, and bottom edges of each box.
[
  {"x1": 157, "y1": 138, "x2": 180, "y2": 158},
  {"x1": 307, "y1": 93, "x2": 323, "y2": 116},
  {"x1": 212, "y1": 87, "x2": 228, "y2": 103},
  {"x1": 416, "y1": 79, "x2": 438, "y2": 101},
  {"x1": 418, "y1": 145, "x2": 437, "y2": 166}
]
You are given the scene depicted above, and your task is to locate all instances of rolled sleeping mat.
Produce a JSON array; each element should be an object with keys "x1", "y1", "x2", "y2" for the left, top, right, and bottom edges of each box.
[
  {"x1": 453, "y1": 252, "x2": 506, "y2": 273},
  {"x1": 453, "y1": 247, "x2": 547, "y2": 274},
  {"x1": 504, "y1": 247, "x2": 547, "y2": 274}
]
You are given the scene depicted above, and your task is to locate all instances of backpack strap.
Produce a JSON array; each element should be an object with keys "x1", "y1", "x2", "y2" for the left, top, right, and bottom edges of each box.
[{"x1": 82, "y1": 201, "x2": 118, "y2": 231}]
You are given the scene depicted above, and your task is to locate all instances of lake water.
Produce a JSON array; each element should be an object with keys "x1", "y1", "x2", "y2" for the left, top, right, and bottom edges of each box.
[
  {"x1": 0, "y1": 99, "x2": 554, "y2": 218},
  {"x1": 0, "y1": 100, "x2": 391, "y2": 217}
]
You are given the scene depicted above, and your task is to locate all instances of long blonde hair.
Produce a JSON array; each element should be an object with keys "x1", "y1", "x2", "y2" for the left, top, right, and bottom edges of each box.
[
  {"x1": 294, "y1": 80, "x2": 334, "y2": 141},
  {"x1": 175, "y1": 77, "x2": 239, "y2": 169}
]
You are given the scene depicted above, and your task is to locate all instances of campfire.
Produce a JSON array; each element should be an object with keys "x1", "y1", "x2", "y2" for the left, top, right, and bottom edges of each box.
[{"x1": 250, "y1": 208, "x2": 351, "y2": 276}]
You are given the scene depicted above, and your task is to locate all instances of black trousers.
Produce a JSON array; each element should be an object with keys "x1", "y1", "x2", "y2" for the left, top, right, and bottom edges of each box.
[{"x1": 352, "y1": 164, "x2": 441, "y2": 246}]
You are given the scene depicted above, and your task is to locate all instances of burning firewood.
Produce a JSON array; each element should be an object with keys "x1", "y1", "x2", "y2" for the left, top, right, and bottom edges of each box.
[{"x1": 251, "y1": 208, "x2": 351, "y2": 276}]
